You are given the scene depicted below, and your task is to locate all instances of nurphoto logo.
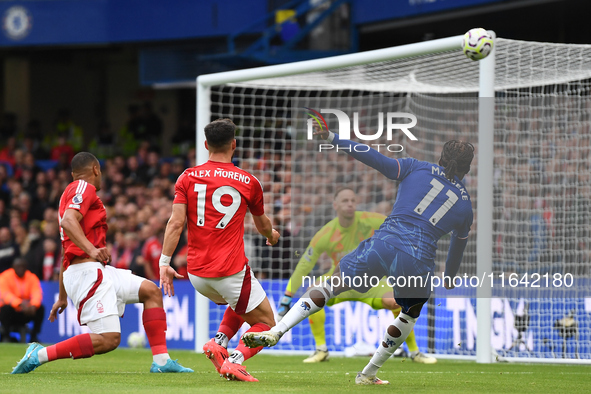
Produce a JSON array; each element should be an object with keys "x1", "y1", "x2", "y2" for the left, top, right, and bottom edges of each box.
[{"x1": 304, "y1": 108, "x2": 418, "y2": 152}]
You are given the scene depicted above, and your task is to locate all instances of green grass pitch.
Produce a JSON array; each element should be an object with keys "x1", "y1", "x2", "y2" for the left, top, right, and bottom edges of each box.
[{"x1": 1, "y1": 343, "x2": 590, "y2": 393}]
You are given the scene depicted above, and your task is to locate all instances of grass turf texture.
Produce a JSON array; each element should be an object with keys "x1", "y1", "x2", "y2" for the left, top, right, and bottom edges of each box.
[{"x1": 1, "y1": 343, "x2": 590, "y2": 393}]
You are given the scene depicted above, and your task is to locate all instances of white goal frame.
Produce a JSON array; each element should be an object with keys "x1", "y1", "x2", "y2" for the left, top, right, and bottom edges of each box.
[{"x1": 194, "y1": 34, "x2": 496, "y2": 363}]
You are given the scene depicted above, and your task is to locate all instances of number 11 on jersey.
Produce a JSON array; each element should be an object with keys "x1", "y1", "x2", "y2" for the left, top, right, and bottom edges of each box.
[
  {"x1": 194, "y1": 184, "x2": 241, "y2": 229},
  {"x1": 413, "y1": 179, "x2": 459, "y2": 225}
]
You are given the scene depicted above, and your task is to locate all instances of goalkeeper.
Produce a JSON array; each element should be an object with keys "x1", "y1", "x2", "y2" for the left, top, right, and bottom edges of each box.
[{"x1": 278, "y1": 187, "x2": 436, "y2": 364}]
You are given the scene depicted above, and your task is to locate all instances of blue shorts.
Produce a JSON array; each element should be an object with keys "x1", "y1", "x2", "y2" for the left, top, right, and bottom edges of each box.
[{"x1": 339, "y1": 238, "x2": 432, "y2": 313}]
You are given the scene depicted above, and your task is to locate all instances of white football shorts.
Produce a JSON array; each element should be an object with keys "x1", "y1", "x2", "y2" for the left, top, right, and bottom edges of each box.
[
  {"x1": 189, "y1": 265, "x2": 266, "y2": 315},
  {"x1": 63, "y1": 262, "x2": 146, "y2": 330}
]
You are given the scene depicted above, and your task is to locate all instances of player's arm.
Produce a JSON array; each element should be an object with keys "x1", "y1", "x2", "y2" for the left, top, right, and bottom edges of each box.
[
  {"x1": 443, "y1": 234, "x2": 468, "y2": 288},
  {"x1": 315, "y1": 127, "x2": 413, "y2": 180},
  {"x1": 443, "y1": 213, "x2": 473, "y2": 289},
  {"x1": 251, "y1": 214, "x2": 280, "y2": 246},
  {"x1": 60, "y1": 209, "x2": 111, "y2": 263},
  {"x1": 159, "y1": 203, "x2": 187, "y2": 297}
]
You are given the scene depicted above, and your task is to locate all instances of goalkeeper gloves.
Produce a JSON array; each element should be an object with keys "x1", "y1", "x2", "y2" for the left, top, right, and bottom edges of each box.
[{"x1": 277, "y1": 295, "x2": 292, "y2": 320}]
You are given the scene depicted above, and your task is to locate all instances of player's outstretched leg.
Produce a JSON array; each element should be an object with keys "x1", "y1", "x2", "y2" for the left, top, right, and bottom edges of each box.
[
  {"x1": 140, "y1": 281, "x2": 193, "y2": 373},
  {"x1": 220, "y1": 322, "x2": 270, "y2": 382},
  {"x1": 242, "y1": 285, "x2": 334, "y2": 348},
  {"x1": 358, "y1": 312, "x2": 417, "y2": 384},
  {"x1": 204, "y1": 307, "x2": 242, "y2": 374},
  {"x1": 389, "y1": 308, "x2": 436, "y2": 364},
  {"x1": 220, "y1": 296, "x2": 275, "y2": 382},
  {"x1": 13, "y1": 333, "x2": 99, "y2": 374}
]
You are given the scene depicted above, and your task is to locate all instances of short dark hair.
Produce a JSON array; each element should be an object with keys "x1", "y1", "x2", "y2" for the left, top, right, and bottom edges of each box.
[
  {"x1": 204, "y1": 118, "x2": 236, "y2": 150},
  {"x1": 439, "y1": 140, "x2": 475, "y2": 181},
  {"x1": 71, "y1": 152, "x2": 98, "y2": 173},
  {"x1": 334, "y1": 186, "x2": 355, "y2": 199}
]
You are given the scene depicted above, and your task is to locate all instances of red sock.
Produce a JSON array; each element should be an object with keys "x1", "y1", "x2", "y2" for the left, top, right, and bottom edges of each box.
[
  {"x1": 46, "y1": 333, "x2": 95, "y2": 361},
  {"x1": 143, "y1": 308, "x2": 168, "y2": 356},
  {"x1": 235, "y1": 323, "x2": 270, "y2": 361},
  {"x1": 218, "y1": 307, "x2": 245, "y2": 340}
]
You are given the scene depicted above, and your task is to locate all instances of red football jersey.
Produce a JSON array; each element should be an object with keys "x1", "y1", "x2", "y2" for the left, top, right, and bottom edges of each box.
[
  {"x1": 58, "y1": 180, "x2": 108, "y2": 269},
  {"x1": 173, "y1": 160, "x2": 265, "y2": 278}
]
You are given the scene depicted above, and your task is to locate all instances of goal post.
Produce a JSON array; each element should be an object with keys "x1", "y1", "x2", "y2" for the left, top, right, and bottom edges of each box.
[
  {"x1": 195, "y1": 34, "x2": 591, "y2": 363},
  {"x1": 476, "y1": 31, "x2": 495, "y2": 364}
]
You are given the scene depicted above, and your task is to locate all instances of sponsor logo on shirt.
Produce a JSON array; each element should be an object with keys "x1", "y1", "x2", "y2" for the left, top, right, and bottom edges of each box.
[{"x1": 97, "y1": 301, "x2": 104, "y2": 314}]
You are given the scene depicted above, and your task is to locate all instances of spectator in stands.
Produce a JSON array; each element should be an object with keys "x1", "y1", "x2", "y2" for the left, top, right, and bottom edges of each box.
[
  {"x1": 0, "y1": 200, "x2": 9, "y2": 228},
  {"x1": 140, "y1": 216, "x2": 164, "y2": 280},
  {"x1": 16, "y1": 192, "x2": 33, "y2": 226},
  {"x1": 138, "y1": 148, "x2": 161, "y2": 185},
  {"x1": 0, "y1": 257, "x2": 44, "y2": 342},
  {"x1": 50, "y1": 132, "x2": 76, "y2": 167},
  {"x1": 29, "y1": 184, "x2": 49, "y2": 222},
  {"x1": 23, "y1": 220, "x2": 44, "y2": 280},
  {"x1": 0, "y1": 165, "x2": 9, "y2": 204},
  {"x1": 13, "y1": 225, "x2": 30, "y2": 257},
  {"x1": 22, "y1": 120, "x2": 48, "y2": 159},
  {"x1": 0, "y1": 227, "x2": 19, "y2": 273},
  {"x1": 42, "y1": 238, "x2": 60, "y2": 281},
  {"x1": 0, "y1": 136, "x2": 17, "y2": 168},
  {"x1": 113, "y1": 231, "x2": 141, "y2": 270}
]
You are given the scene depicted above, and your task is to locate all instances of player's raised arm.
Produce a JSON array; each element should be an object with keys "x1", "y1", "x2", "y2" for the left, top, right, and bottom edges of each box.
[
  {"x1": 314, "y1": 126, "x2": 412, "y2": 181},
  {"x1": 159, "y1": 203, "x2": 187, "y2": 297}
]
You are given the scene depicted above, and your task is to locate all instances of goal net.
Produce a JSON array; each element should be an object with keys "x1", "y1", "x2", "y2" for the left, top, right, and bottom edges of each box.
[{"x1": 197, "y1": 36, "x2": 591, "y2": 361}]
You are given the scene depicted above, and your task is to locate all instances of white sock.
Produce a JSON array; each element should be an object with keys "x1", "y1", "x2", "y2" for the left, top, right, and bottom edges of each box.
[
  {"x1": 272, "y1": 286, "x2": 333, "y2": 335},
  {"x1": 228, "y1": 350, "x2": 244, "y2": 365},
  {"x1": 153, "y1": 353, "x2": 171, "y2": 366},
  {"x1": 317, "y1": 344, "x2": 328, "y2": 352},
  {"x1": 410, "y1": 350, "x2": 419, "y2": 358},
  {"x1": 214, "y1": 332, "x2": 229, "y2": 348},
  {"x1": 37, "y1": 348, "x2": 48, "y2": 364},
  {"x1": 362, "y1": 313, "x2": 417, "y2": 376}
]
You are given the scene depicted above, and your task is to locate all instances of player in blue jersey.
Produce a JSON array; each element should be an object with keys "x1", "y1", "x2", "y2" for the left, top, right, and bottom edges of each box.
[{"x1": 243, "y1": 126, "x2": 474, "y2": 385}]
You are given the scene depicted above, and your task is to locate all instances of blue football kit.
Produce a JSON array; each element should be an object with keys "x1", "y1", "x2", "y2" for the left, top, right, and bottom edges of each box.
[{"x1": 328, "y1": 133, "x2": 473, "y2": 310}]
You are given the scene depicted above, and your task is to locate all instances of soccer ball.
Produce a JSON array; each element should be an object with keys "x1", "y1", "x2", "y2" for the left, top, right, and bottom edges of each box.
[
  {"x1": 127, "y1": 331, "x2": 147, "y2": 348},
  {"x1": 462, "y1": 28, "x2": 494, "y2": 61}
]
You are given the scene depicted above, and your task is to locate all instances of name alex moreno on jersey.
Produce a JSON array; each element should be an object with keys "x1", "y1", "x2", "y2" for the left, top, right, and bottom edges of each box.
[{"x1": 186, "y1": 168, "x2": 251, "y2": 184}]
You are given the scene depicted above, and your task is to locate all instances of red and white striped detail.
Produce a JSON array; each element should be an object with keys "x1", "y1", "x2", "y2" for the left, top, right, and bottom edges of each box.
[
  {"x1": 234, "y1": 265, "x2": 252, "y2": 315},
  {"x1": 77, "y1": 269, "x2": 103, "y2": 324},
  {"x1": 76, "y1": 180, "x2": 88, "y2": 195}
]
